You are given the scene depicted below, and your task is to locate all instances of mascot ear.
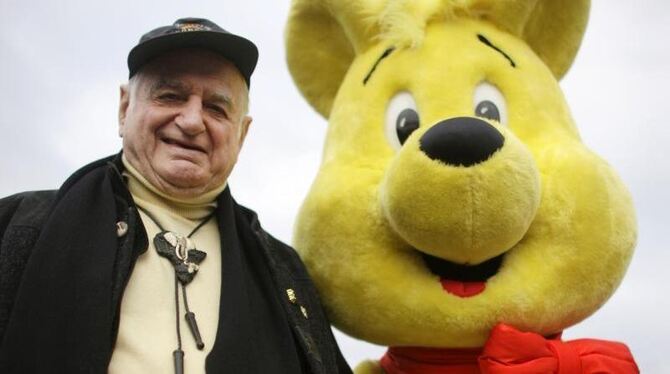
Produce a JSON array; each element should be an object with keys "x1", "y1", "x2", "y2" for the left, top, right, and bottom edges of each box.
[
  {"x1": 476, "y1": 0, "x2": 590, "y2": 79},
  {"x1": 285, "y1": 0, "x2": 384, "y2": 118}
]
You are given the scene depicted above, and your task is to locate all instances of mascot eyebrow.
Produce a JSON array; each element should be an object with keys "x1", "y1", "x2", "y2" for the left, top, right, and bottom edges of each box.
[
  {"x1": 363, "y1": 47, "x2": 396, "y2": 84},
  {"x1": 477, "y1": 34, "x2": 516, "y2": 68},
  {"x1": 362, "y1": 34, "x2": 515, "y2": 85}
]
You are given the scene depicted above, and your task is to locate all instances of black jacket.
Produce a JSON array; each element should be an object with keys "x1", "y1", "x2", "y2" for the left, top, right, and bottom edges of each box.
[{"x1": 0, "y1": 155, "x2": 350, "y2": 374}]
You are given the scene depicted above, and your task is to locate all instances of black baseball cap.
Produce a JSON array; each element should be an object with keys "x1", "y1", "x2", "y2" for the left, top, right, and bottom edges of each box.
[{"x1": 127, "y1": 17, "x2": 258, "y2": 87}]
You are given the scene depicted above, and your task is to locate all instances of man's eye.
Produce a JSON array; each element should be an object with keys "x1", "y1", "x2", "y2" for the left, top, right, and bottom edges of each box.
[
  {"x1": 157, "y1": 93, "x2": 181, "y2": 101},
  {"x1": 206, "y1": 104, "x2": 226, "y2": 116}
]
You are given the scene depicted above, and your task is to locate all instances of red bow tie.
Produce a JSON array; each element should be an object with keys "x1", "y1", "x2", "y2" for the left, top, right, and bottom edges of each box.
[
  {"x1": 480, "y1": 324, "x2": 638, "y2": 373},
  {"x1": 380, "y1": 323, "x2": 638, "y2": 374}
]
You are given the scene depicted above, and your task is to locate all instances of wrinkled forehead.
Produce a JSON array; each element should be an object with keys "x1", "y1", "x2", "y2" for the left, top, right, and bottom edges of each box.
[{"x1": 128, "y1": 48, "x2": 250, "y2": 113}]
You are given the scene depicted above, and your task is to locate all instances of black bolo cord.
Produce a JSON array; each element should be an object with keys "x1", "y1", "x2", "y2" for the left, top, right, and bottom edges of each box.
[{"x1": 136, "y1": 206, "x2": 214, "y2": 374}]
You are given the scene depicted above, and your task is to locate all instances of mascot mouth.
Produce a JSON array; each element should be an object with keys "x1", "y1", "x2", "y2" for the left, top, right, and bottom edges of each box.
[{"x1": 420, "y1": 252, "x2": 505, "y2": 298}]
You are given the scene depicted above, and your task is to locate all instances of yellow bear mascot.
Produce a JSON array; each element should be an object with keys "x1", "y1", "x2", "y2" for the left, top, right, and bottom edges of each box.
[{"x1": 286, "y1": 0, "x2": 639, "y2": 372}]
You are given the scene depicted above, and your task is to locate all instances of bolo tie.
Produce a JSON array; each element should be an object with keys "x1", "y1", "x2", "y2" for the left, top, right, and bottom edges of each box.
[{"x1": 137, "y1": 206, "x2": 214, "y2": 374}]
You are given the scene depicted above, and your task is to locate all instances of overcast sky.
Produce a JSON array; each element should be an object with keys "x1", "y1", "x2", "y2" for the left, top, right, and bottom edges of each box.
[{"x1": 1, "y1": 1, "x2": 669, "y2": 372}]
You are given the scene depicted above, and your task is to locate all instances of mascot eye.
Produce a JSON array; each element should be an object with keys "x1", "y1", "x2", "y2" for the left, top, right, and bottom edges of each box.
[
  {"x1": 473, "y1": 82, "x2": 507, "y2": 125},
  {"x1": 385, "y1": 91, "x2": 420, "y2": 150}
]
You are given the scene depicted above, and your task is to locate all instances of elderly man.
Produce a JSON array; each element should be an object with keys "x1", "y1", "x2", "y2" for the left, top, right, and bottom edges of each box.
[{"x1": 0, "y1": 18, "x2": 350, "y2": 374}]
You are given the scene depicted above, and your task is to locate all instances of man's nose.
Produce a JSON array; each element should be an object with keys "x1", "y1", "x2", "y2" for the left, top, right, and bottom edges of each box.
[{"x1": 175, "y1": 97, "x2": 206, "y2": 135}]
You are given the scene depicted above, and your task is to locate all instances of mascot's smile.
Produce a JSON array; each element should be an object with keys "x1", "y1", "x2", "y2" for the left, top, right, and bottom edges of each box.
[{"x1": 421, "y1": 250, "x2": 505, "y2": 298}]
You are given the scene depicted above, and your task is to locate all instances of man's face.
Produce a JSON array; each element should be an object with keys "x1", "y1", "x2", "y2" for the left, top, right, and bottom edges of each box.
[{"x1": 118, "y1": 49, "x2": 251, "y2": 198}]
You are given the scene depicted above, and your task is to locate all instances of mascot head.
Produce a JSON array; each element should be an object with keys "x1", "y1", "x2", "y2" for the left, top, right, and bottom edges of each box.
[{"x1": 287, "y1": 0, "x2": 636, "y2": 348}]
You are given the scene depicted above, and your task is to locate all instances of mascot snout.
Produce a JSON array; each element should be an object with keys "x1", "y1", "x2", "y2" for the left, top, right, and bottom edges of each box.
[{"x1": 380, "y1": 118, "x2": 541, "y2": 265}]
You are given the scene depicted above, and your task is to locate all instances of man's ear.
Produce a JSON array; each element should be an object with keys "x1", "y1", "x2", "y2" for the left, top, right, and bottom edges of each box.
[
  {"x1": 118, "y1": 84, "x2": 130, "y2": 137},
  {"x1": 238, "y1": 115, "x2": 252, "y2": 147}
]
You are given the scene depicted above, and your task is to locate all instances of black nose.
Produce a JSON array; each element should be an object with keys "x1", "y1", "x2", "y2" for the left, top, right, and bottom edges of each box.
[{"x1": 419, "y1": 117, "x2": 504, "y2": 167}]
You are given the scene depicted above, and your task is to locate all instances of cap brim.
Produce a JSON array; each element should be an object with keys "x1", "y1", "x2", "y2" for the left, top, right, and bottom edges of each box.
[{"x1": 127, "y1": 31, "x2": 258, "y2": 86}]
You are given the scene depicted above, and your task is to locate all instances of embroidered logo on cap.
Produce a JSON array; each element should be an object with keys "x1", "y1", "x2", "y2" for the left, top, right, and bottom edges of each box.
[{"x1": 176, "y1": 23, "x2": 211, "y2": 32}]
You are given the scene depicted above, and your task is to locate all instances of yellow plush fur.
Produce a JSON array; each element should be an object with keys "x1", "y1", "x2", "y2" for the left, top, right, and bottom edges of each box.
[{"x1": 286, "y1": 0, "x2": 635, "y2": 372}]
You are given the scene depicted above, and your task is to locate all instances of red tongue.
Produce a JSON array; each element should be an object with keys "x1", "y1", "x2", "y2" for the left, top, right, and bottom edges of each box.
[{"x1": 440, "y1": 279, "x2": 486, "y2": 297}]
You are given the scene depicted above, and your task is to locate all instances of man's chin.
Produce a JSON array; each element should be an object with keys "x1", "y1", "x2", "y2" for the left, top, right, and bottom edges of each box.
[{"x1": 154, "y1": 168, "x2": 212, "y2": 196}]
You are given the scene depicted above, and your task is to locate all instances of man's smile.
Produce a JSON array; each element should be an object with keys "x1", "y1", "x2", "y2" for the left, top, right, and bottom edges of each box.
[{"x1": 160, "y1": 136, "x2": 207, "y2": 154}]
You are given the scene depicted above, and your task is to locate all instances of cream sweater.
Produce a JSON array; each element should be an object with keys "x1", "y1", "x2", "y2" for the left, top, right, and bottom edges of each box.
[{"x1": 108, "y1": 158, "x2": 224, "y2": 374}]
